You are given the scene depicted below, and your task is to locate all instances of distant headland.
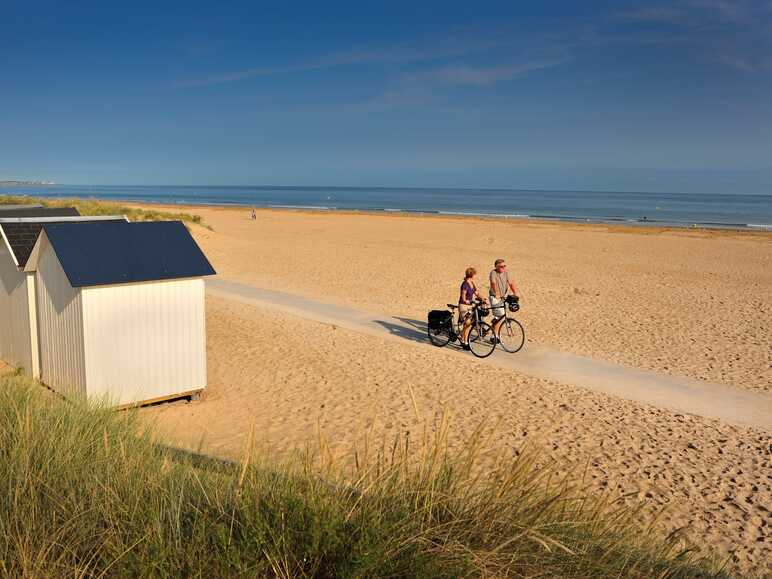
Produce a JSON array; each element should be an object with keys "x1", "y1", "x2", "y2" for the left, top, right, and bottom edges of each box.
[{"x1": 0, "y1": 180, "x2": 55, "y2": 186}]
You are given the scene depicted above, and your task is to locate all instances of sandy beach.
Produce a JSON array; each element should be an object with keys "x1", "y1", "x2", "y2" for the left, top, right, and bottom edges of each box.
[
  {"x1": 127, "y1": 206, "x2": 770, "y2": 572},
  {"x1": 176, "y1": 206, "x2": 771, "y2": 394},
  {"x1": 1, "y1": 202, "x2": 768, "y2": 571},
  {"x1": 130, "y1": 205, "x2": 772, "y2": 573}
]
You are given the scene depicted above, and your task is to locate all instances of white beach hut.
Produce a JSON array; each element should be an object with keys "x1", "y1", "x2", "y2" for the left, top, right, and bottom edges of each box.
[
  {"x1": 0, "y1": 209, "x2": 127, "y2": 376},
  {"x1": 24, "y1": 220, "x2": 216, "y2": 407}
]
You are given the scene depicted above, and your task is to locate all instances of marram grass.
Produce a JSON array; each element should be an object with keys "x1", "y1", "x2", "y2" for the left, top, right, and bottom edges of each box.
[
  {"x1": 0, "y1": 194, "x2": 207, "y2": 228},
  {"x1": 0, "y1": 374, "x2": 729, "y2": 578}
]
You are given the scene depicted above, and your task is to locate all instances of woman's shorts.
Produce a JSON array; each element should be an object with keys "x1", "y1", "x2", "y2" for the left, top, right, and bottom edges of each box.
[{"x1": 458, "y1": 303, "x2": 473, "y2": 323}]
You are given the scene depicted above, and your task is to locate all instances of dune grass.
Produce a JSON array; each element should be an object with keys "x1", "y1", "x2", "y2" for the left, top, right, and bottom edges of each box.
[
  {"x1": 0, "y1": 373, "x2": 729, "y2": 578},
  {"x1": 0, "y1": 194, "x2": 207, "y2": 228}
]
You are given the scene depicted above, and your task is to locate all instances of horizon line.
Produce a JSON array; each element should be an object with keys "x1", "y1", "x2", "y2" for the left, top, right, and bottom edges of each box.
[{"x1": 2, "y1": 183, "x2": 770, "y2": 197}]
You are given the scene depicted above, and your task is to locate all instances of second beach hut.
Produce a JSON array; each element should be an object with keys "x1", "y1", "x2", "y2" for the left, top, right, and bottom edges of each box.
[
  {"x1": 24, "y1": 220, "x2": 216, "y2": 407},
  {"x1": 0, "y1": 209, "x2": 127, "y2": 375}
]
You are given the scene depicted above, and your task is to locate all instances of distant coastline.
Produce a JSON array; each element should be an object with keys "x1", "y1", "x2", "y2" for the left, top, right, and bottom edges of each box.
[
  {"x1": 0, "y1": 180, "x2": 55, "y2": 186},
  {"x1": 2, "y1": 184, "x2": 771, "y2": 231}
]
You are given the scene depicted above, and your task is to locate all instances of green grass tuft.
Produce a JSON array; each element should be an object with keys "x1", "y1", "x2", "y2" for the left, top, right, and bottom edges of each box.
[
  {"x1": 0, "y1": 374, "x2": 730, "y2": 578},
  {"x1": 0, "y1": 194, "x2": 208, "y2": 229}
]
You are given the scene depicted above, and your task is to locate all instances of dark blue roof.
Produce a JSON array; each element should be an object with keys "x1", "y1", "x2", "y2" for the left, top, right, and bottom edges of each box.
[
  {"x1": 42, "y1": 221, "x2": 216, "y2": 287},
  {"x1": 2, "y1": 216, "x2": 123, "y2": 268},
  {"x1": 0, "y1": 206, "x2": 80, "y2": 218}
]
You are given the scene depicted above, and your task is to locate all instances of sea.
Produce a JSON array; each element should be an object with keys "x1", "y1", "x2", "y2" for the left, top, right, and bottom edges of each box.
[{"x1": 3, "y1": 184, "x2": 771, "y2": 230}]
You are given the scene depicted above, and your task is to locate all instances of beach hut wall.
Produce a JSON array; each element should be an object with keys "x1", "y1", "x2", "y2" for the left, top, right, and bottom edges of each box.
[
  {"x1": 0, "y1": 236, "x2": 34, "y2": 371},
  {"x1": 24, "y1": 220, "x2": 216, "y2": 407}
]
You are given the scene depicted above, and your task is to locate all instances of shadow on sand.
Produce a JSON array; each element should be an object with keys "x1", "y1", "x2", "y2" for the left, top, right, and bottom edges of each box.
[{"x1": 372, "y1": 316, "x2": 463, "y2": 351}]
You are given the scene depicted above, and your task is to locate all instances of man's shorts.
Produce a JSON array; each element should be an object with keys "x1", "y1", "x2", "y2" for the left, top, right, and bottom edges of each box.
[{"x1": 489, "y1": 294, "x2": 505, "y2": 318}]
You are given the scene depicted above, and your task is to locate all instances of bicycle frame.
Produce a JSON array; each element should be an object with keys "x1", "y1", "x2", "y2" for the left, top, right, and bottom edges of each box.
[
  {"x1": 490, "y1": 298, "x2": 517, "y2": 329},
  {"x1": 429, "y1": 300, "x2": 500, "y2": 358},
  {"x1": 447, "y1": 312, "x2": 462, "y2": 343},
  {"x1": 454, "y1": 303, "x2": 486, "y2": 341},
  {"x1": 489, "y1": 301, "x2": 525, "y2": 354}
]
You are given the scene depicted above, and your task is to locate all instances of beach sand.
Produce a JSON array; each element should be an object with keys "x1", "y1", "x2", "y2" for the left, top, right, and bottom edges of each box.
[
  {"x1": 173, "y1": 206, "x2": 771, "y2": 394},
  {"x1": 144, "y1": 295, "x2": 770, "y2": 573},
  {"x1": 97, "y1": 205, "x2": 772, "y2": 573}
]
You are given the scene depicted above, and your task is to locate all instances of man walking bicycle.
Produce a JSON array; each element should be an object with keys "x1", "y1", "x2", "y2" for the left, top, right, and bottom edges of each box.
[
  {"x1": 489, "y1": 258, "x2": 520, "y2": 319},
  {"x1": 488, "y1": 258, "x2": 522, "y2": 347}
]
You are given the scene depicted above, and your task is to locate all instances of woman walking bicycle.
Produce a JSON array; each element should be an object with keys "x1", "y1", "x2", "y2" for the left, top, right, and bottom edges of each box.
[
  {"x1": 426, "y1": 268, "x2": 496, "y2": 358},
  {"x1": 458, "y1": 267, "x2": 486, "y2": 350}
]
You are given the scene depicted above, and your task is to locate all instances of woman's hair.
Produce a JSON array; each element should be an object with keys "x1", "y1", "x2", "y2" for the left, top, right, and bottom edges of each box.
[{"x1": 465, "y1": 267, "x2": 476, "y2": 279}]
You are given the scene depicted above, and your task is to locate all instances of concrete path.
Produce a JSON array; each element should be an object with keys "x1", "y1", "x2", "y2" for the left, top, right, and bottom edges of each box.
[{"x1": 207, "y1": 278, "x2": 772, "y2": 430}]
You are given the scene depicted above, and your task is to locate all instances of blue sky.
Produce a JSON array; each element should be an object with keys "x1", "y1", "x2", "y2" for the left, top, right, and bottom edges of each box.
[{"x1": 1, "y1": 0, "x2": 771, "y2": 192}]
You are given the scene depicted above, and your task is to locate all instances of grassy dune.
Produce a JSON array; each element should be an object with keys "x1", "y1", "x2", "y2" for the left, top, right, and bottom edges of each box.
[
  {"x1": 0, "y1": 374, "x2": 728, "y2": 578},
  {"x1": 0, "y1": 194, "x2": 206, "y2": 228}
]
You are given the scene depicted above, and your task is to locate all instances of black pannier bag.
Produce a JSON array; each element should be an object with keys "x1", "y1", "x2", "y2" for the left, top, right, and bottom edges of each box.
[
  {"x1": 428, "y1": 310, "x2": 452, "y2": 330},
  {"x1": 505, "y1": 295, "x2": 520, "y2": 312}
]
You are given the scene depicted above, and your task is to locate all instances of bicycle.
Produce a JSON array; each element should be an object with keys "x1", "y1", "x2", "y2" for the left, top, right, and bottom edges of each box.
[
  {"x1": 491, "y1": 295, "x2": 526, "y2": 353},
  {"x1": 427, "y1": 299, "x2": 497, "y2": 358}
]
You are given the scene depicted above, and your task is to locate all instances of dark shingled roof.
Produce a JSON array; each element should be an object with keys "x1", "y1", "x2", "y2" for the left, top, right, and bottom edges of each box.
[
  {"x1": 0, "y1": 207, "x2": 80, "y2": 218},
  {"x1": 1, "y1": 213, "x2": 122, "y2": 269},
  {"x1": 0, "y1": 204, "x2": 43, "y2": 212},
  {"x1": 42, "y1": 221, "x2": 216, "y2": 288}
]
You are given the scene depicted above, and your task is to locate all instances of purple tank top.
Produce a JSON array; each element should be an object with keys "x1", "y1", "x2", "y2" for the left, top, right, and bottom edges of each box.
[{"x1": 461, "y1": 280, "x2": 475, "y2": 303}]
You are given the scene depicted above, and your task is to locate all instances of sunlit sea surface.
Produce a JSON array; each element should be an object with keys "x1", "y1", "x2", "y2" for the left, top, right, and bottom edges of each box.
[{"x1": 3, "y1": 185, "x2": 771, "y2": 230}]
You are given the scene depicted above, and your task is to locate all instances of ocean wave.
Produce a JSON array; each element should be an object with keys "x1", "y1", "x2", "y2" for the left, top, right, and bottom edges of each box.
[{"x1": 267, "y1": 204, "x2": 336, "y2": 210}]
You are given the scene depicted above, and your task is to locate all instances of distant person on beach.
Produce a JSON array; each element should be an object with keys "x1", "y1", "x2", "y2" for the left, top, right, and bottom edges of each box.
[
  {"x1": 459, "y1": 267, "x2": 485, "y2": 350},
  {"x1": 489, "y1": 258, "x2": 519, "y2": 317},
  {"x1": 250, "y1": 208, "x2": 256, "y2": 220}
]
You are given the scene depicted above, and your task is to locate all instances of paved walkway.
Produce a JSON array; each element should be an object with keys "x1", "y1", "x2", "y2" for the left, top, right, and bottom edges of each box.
[{"x1": 207, "y1": 278, "x2": 772, "y2": 430}]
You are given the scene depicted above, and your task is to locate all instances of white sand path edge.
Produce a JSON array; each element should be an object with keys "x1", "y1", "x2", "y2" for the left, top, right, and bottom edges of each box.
[{"x1": 207, "y1": 278, "x2": 772, "y2": 430}]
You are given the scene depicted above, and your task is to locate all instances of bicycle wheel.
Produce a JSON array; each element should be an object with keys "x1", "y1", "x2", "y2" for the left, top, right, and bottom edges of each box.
[
  {"x1": 468, "y1": 321, "x2": 496, "y2": 358},
  {"x1": 497, "y1": 318, "x2": 525, "y2": 353},
  {"x1": 428, "y1": 324, "x2": 452, "y2": 347}
]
